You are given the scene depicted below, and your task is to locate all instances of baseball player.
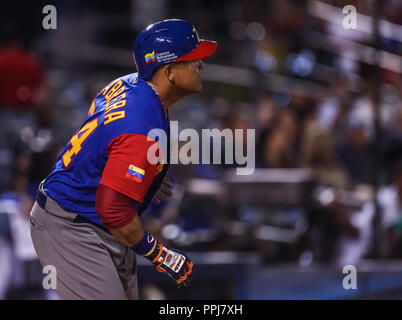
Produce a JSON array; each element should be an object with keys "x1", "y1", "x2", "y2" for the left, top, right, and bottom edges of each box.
[{"x1": 29, "y1": 19, "x2": 217, "y2": 299}]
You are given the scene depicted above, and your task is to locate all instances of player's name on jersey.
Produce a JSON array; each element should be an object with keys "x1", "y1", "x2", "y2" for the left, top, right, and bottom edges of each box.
[{"x1": 87, "y1": 78, "x2": 129, "y2": 125}]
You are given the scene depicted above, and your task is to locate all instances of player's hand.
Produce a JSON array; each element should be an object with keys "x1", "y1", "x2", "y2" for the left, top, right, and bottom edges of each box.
[
  {"x1": 151, "y1": 244, "x2": 193, "y2": 288},
  {"x1": 152, "y1": 176, "x2": 174, "y2": 204}
]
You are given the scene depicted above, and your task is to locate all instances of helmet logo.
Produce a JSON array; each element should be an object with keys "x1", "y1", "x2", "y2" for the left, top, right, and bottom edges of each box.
[{"x1": 145, "y1": 50, "x2": 156, "y2": 63}]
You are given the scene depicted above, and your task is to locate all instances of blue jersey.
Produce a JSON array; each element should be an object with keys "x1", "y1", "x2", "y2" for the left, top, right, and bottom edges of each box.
[{"x1": 43, "y1": 73, "x2": 170, "y2": 226}]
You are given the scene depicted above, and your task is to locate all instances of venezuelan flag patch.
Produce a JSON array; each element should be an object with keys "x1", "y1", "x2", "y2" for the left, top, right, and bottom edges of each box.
[
  {"x1": 126, "y1": 164, "x2": 145, "y2": 183},
  {"x1": 145, "y1": 50, "x2": 156, "y2": 64}
]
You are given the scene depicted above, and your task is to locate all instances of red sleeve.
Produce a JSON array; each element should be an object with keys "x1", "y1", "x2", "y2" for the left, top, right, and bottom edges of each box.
[
  {"x1": 95, "y1": 184, "x2": 137, "y2": 229},
  {"x1": 99, "y1": 133, "x2": 160, "y2": 203}
]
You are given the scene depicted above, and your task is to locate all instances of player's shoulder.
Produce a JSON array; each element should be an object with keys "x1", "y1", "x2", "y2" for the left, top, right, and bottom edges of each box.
[
  {"x1": 123, "y1": 75, "x2": 164, "y2": 122},
  {"x1": 93, "y1": 73, "x2": 135, "y2": 96},
  {"x1": 101, "y1": 75, "x2": 164, "y2": 135},
  {"x1": 92, "y1": 73, "x2": 152, "y2": 110},
  {"x1": 119, "y1": 72, "x2": 141, "y2": 89},
  {"x1": 101, "y1": 73, "x2": 157, "y2": 104},
  {"x1": 102, "y1": 73, "x2": 137, "y2": 94}
]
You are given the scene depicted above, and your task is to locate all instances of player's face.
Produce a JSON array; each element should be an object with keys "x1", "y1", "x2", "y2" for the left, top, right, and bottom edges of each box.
[{"x1": 171, "y1": 60, "x2": 205, "y2": 93}]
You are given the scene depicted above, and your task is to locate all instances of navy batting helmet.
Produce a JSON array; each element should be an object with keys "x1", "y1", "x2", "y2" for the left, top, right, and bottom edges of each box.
[{"x1": 133, "y1": 19, "x2": 217, "y2": 80}]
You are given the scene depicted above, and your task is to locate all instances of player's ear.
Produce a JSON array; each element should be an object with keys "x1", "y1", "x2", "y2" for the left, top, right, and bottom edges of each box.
[{"x1": 164, "y1": 64, "x2": 175, "y2": 83}]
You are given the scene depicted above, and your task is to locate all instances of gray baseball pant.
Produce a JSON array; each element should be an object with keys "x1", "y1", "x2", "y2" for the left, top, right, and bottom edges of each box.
[{"x1": 29, "y1": 191, "x2": 138, "y2": 300}]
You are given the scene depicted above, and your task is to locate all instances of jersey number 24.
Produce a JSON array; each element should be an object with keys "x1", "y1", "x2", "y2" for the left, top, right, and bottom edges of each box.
[{"x1": 62, "y1": 118, "x2": 98, "y2": 168}]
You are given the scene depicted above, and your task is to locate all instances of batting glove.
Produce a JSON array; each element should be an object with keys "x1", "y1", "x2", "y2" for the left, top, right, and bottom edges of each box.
[
  {"x1": 130, "y1": 231, "x2": 193, "y2": 288},
  {"x1": 150, "y1": 243, "x2": 193, "y2": 287}
]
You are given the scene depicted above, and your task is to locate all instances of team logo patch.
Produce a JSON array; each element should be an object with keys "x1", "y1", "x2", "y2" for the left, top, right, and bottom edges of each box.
[
  {"x1": 145, "y1": 50, "x2": 156, "y2": 63},
  {"x1": 126, "y1": 164, "x2": 145, "y2": 183}
]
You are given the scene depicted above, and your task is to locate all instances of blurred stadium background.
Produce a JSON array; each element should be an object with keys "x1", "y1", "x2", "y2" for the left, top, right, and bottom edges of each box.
[{"x1": 0, "y1": 0, "x2": 401, "y2": 300}]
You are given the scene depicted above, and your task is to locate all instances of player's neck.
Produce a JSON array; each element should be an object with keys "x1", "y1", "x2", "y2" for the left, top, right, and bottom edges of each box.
[{"x1": 147, "y1": 80, "x2": 184, "y2": 109}]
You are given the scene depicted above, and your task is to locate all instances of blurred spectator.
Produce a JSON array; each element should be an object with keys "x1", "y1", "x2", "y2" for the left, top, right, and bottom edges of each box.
[
  {"x1": 331, "y1": 74, "x2": 401, "y2": 186},
  {"x1": 0, "y1": 39, "x2": 47, "y2": 111},
  {"x1": 348, "y1": 76, "x2": 393, "y2": 140},
  {"x1": 382, "y1": 98, "x2": 402, "y2": 183},
  {"x1": 316, "y1": 73, "x2": 352, "y2": 134},
  {"x1": 0, "y1": 35, "x2": 51, "y2": 194},
  {"x1": 336, "y1": 120, "x2": 373, "y2": 185},
  {"x1": 0, "y1": 216, "x2": 13, "y2": 299},
  {"x1": 301, "y1": 117, "x2": 362, "y2": 262},
  {"x1": 0, "y1": 180, "x2": 44, "y2": 299},
  {"x1": 384, "y1": 161, "x2": 402, "y2": 258},
  {"x1": 287, "y1": 86, "x2": 316, "y2": 127},
  {"x1": 332, "y1": 160, "x2": 402, "y2": 266},
  {"x1": 218, "y1": 109, "x2": 253, "y2": 170},
  {"x1": 302, "y1": 118, "x2": 350, "y2": 189},
  {"x1": 258, "y1": 109, "x2": 298, "y2": 168},
  {"x1": 256, "y1": 92, "x2": 278, "y2": 131}
]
